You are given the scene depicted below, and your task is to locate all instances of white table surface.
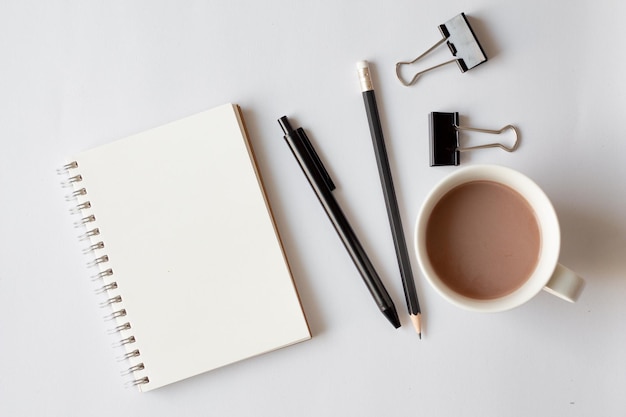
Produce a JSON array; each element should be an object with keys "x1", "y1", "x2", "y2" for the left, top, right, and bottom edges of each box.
[{"x1": 2, "y1": 1, "x2": 625, "y2": 415}]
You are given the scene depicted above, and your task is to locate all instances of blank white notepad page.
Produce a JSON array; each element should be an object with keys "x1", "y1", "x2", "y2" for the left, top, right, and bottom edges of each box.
[{"x1": 70, "y1": 104, "x2": 310, "y2": 392}]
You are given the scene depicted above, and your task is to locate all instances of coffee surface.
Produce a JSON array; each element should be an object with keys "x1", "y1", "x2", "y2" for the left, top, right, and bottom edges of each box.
[{"x1": 426, "y1": 180, "x2": 540, "y2": 300}]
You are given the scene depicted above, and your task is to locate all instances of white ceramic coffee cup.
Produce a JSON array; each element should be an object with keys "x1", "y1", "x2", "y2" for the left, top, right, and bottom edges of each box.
[{"x1": 414, "y1": 165, "x2": 585, "y2": 312}]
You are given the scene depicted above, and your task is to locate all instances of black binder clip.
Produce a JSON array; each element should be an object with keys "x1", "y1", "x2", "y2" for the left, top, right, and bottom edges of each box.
[
  {"x1": 429, "y1": 112, "x2": 519, "y2": 166},
  {"x1": 396, "y1": 13, "x2": 488, "y2": 86}
]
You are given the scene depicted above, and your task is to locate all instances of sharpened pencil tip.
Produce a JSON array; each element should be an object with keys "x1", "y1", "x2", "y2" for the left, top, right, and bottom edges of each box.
[{"x1": 410, "y1": 313, "x2": 422, "y2": 338}]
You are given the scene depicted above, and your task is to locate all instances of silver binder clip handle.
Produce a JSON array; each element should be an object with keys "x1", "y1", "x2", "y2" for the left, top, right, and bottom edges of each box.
[
  {"x1": 456, "y1": 124, "x2": 520, "y2": 153},
  {"x1": 395, "y1": 13, "x2": 488, "y2": 87},
  {"x1": 396, "y1": 38, "x2": 457, "y2": 86}
]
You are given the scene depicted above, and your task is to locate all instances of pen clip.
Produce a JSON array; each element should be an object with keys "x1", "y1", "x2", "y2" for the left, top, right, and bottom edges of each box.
[{"x1": 296, "y1": 128, "x2": 336, "y2": 191}]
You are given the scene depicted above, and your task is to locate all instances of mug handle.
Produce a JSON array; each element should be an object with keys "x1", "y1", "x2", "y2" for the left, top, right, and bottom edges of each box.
[{"x1": 543, "y1": 264, "x2": 585, "y2": 302}]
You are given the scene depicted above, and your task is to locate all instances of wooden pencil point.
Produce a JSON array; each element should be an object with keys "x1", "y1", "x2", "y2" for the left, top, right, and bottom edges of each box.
[{"x1": 410, "y1": 313, "x2": 422, "y2": 338}]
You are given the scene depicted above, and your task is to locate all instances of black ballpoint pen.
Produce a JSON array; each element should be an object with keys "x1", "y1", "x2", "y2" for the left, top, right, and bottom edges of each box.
[
  {"x1": 278, "y1": 115, "x2": 401, "y2": 329},
  {"x1": 356, "y1": 60, "x2": 422, "y2": 337}
]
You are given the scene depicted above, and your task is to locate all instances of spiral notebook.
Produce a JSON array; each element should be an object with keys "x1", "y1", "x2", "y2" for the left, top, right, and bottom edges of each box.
[{"x1": 62, "y1": 104, "x2": 310, "y2": 392}]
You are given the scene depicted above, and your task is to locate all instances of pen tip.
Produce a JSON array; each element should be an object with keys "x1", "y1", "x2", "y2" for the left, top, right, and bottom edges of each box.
[
  {"x1": 356, "y1": 60, "x2": 369, "y2": 70},
  {"x1": 383, "y1": 307, "x2": 401, "y2": 329}
]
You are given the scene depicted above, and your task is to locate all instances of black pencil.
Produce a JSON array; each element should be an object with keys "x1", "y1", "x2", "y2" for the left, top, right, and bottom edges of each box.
[{"x1": 356, "y1": 60, "x2": 422, "y2": 337}]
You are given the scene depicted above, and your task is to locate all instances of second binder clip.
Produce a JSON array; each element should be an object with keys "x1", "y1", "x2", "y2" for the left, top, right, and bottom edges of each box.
[
  {"x1": 396, "y1": 13, "x2": 487, "y2": 86},
  {"x1": 429, "y1": 112, "x2": 519, "y2": 166}
]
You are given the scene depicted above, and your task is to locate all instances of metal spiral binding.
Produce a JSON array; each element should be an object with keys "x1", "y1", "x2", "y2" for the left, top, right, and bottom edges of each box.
[
  {"x1": 73, "y1": 201, "x2": 92, "y2": 211},
  {"x1": 100, "y1": 295, "x2": 122, "y2": 307},
  {"x1": 59, "y1": 161, "x2": 78, "y2": 172},
  {"x1": 95, "y1": 282, "x2": 118, "y2": 294},
  {"x1": 61, "y1": 160, "x2": 149, "y2": 390},
  {"x1": 91, "y1": 268, "x2": 113, "y2": 280},
  {"x1": 79, "y1": 228, "x2": 100, "y2": 241},
  {"x1": 130, "y1": 376, "x2": 150, "y2": 387},
  {"x1": 122, "y1": 363, "x2": 145, "y2": 376},
  {"x1": 105, "y1": 309, "x2": 127, "y2": 320},
  {"x1": 109, "y1": 322, "x2": 131, "y2": 334},
  {"x1": 118, "y1": 336, "x2": 136, "y2": 346},
  {"x1": 67, "y1": 174, "x2": 82, "y2": 184},
  {"x1": 66, "y1": 188, "x2": 87, "y2": 201},
  {"x1": 119, "y1": 349, "x2": 140, "y2": 361},
  {"x1": 87, "y1": 255, "x2": 109, "y2": 267},
  {"x1": 74, "y1": 214, "x2": 95, "y2": 227},
  {"x1": 84, "y1": 241, "x2": 105, "y2": 254}
]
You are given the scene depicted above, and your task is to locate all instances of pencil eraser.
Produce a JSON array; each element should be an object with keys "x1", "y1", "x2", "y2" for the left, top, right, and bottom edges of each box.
[{"x1": 356, "y1": 60, "x2": 369, "y2": 70}]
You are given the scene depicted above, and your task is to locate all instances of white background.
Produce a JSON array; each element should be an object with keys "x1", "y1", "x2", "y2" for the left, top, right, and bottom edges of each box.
[{"x1": 1, "y1": 0, "x2": 625, "y2": 415}]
